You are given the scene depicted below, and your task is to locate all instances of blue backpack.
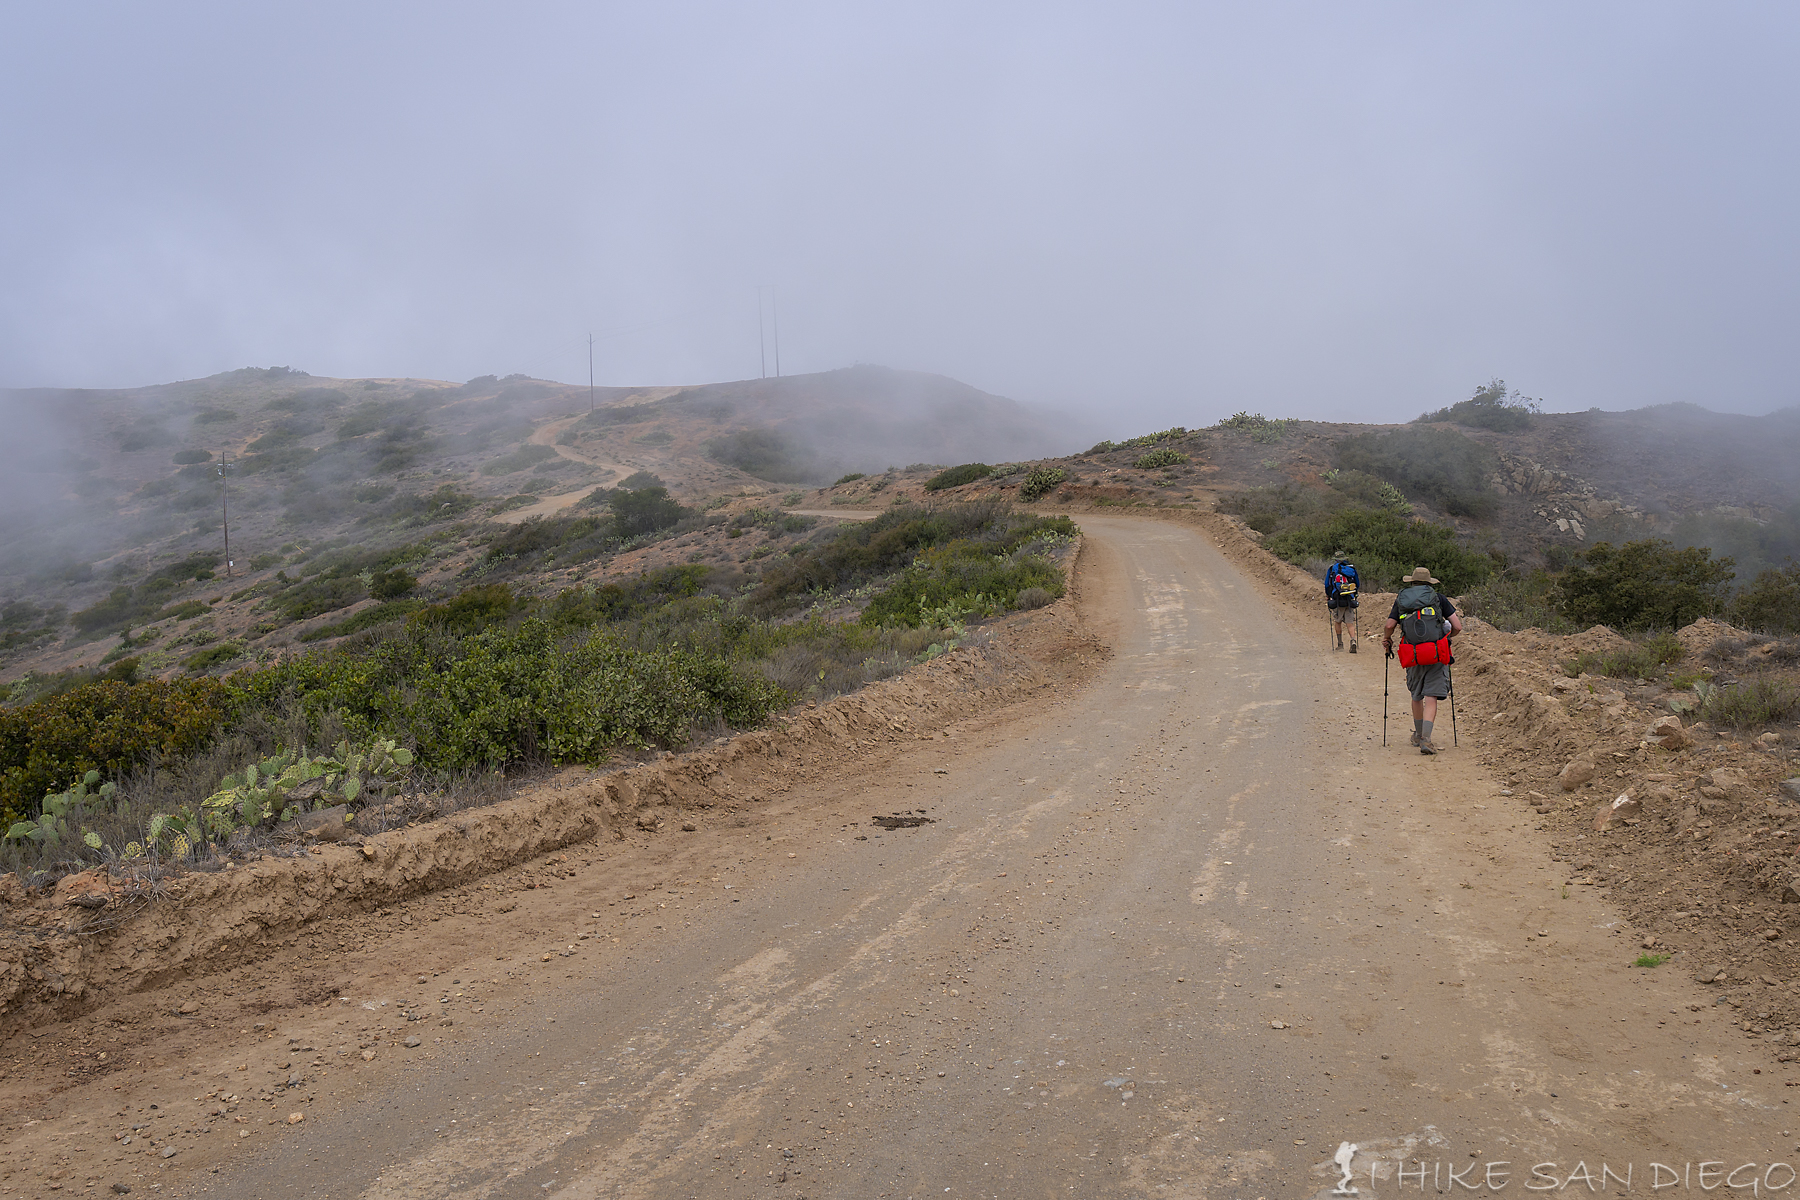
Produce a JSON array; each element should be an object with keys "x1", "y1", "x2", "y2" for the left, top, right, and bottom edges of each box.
[{"x1": 1326, "y1": 562, "x2": 1359, "y2": 605}]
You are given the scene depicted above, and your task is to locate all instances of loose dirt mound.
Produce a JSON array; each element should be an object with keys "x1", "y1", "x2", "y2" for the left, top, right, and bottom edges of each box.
[
  {"x1": 1559, "y1": 625, "x2": 1635, "y2": 658},
  {"x1": 1678, "y1": 616, "x2": 1754, "y2": 658}
]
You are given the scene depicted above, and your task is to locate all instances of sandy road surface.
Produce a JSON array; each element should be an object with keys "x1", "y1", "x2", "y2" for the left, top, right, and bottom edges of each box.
[{"x1": 18, "y1": 515, "x2": 1796, "y2": 1199}]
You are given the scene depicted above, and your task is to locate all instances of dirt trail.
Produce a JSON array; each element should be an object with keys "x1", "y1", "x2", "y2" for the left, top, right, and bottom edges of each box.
[
  {"x1": 491, "y1": 417, "x2": 636, "y2": 525},
  {"x1": 7, "y1": 514, "x2": 1796, "y2": 1199}
]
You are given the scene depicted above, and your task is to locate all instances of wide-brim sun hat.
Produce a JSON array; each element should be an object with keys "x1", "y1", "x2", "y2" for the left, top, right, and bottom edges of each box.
[
  {"x1": 1402, "y1": 566, "x2": 1440, "y2": 586},
  {"x1": 1333, "y1": 551, "x2": 1349, "y2": 562}
]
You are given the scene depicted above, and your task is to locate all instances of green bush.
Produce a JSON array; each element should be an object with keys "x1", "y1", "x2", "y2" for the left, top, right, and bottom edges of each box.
[
  {"x1": 1697, "y1": 676, "x2": 1800, "y2": 730},
  {"x1": 1560, "y1": 632, "x2": 1685, "y2": 679},
  {"x1": 1263, "y1": 507, "x2": 1494, "y2": 594},
  {"x1": 1134, "y1": 447, "x2": 1188, "y2": 470},
  {"x1": 412, "y1": 584, "x2": 521, "y2": 635},
  {"x1": 747, "y1": 501, "x2": 1073, "y2": 614},
  {"x1": 1559, "y1": 539, "x2": 1735, "y2": 631},
  {"x1": 1334, "y1": 426, "x2": 1501, "y2": 519},
  {"x1": 183, "y1": 642, "x2": 245, "y2": 673},
  {"x1": 239, "y1": 618, "x2": 789, "y2": 765},
  {"x1": 610, "y1": 485, "x2": 688, "y2": 537},
  {"x1": 1460, "y1": 570, "x2": 1577, "y2": 634},
  {"x1": 298, "y1": 600, "x2": 423, "y2": 642},
  {"x1": 860, "y1": 552, "x2": 1063, "y2": 628},
  {"x1": 1415, "y1": 379, "x2": 1540, "y2": 432},
  {"x1": 1019, "y1": 467, "x2": 1067, "y2": 501},
  {"x1": 925, "y1": 463, "x2": 993, "y2": 492},
  {"x1": 172, "y1": 449, "x2": 213, "y2": 465},
  {"x1": 370, "y1": 568, "x2": 417, "y2": 600},
  {"x1": 0, "y1": 678, "x2": 235, "y2": 825},
  {"x1": 1731, "y1": 564, "x2": 1800, "y2": 634},
  {"x1": 834, "y1": 473, "x2": 866, "y2": 485}
]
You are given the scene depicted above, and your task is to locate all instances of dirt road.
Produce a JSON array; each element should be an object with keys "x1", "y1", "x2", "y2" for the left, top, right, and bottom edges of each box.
[
  {"x1": 12, "y1": 515, "x2": 1794, "y2": 1198},
  {"x1": 490, "y1": 418, "x2": 634, "y2": 525}
]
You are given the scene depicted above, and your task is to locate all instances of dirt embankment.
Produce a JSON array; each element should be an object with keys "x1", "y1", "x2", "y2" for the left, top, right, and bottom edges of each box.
[{"x1": 0, "y1": 543, "x2": 1102, "y2": 1039}]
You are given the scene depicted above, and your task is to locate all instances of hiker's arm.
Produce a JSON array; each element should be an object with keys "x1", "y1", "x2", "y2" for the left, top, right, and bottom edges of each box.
[
  {"x1": 1448, "y1": 613, "x2": 1464, "y2": 638},
  {"x1": 1381, "y1": 616, "x2": 1398, "y2": 649}
]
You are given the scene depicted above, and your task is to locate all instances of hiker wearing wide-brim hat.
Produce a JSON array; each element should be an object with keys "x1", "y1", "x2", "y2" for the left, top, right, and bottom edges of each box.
[
  {"x1": 1381, "y1": 566, "x2": 1462, "y2": 754},
  {"x1": 1324, "y1": 550, "x2": 1360, "y2": 652}
]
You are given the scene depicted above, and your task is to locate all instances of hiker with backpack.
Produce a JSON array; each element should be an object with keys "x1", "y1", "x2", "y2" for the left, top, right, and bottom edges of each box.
[
  {"x1": 1325, "y1": 551, "x2": 1360, "y2": 652},
  {"x1": 1382, "y1": 566, "x2": 1463, "y2": 755}
]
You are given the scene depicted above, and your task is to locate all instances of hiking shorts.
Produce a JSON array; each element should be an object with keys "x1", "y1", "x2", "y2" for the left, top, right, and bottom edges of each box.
[
  {"x1": 1330, "y1": 603, "x2": 1357, "y2": 623},
  {"x1": 1406, "y1": 663, "x2": 1450, "y2": 702}
]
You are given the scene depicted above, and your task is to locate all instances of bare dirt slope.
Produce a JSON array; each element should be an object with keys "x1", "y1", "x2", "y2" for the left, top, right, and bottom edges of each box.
[{"x1": 6, "y1": 513, "x2": 1797, "y2": 1199}]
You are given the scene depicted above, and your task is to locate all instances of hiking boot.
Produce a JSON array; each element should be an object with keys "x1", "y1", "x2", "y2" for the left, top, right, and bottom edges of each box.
[
  {"x1": 1419, "y1": 740, "x2": 1438, "y2": 756},
  {"x1": 1349, "y1": 641, "x2": 1358, "y2": 653},
  {"x1": 1409, "y1": 731, "x2": 1421, "y2": 747}
]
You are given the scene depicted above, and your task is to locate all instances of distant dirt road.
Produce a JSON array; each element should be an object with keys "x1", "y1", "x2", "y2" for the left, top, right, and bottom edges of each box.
[
  {"x1": 490, "y1": 417, "x2": 635, "y2": 525},
  {"x1": 21, "y1": 515, "x2": 1789, "y2": 1198}
]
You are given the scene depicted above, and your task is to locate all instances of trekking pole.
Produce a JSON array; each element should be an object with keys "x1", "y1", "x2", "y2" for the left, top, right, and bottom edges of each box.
[
  {"x1": 1382, "y1": 646, "x2": 1390, "y2": 746},
  {"x1": 1447, "y1": 662, "x2": 1458, "y2": 747}
]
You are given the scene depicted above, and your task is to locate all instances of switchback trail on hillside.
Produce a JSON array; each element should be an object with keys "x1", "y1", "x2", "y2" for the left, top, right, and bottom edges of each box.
[{"x1": 12, "y1": 515, "x2": 1793, "y2": 1199}]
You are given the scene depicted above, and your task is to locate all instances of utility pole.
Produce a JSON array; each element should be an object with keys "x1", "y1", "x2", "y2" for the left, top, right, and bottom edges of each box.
[
  {"x1": 588, "y1": 333, "x2": 595, "y2": 413},
  {"x1": 771, "y1": 286, "x2": 781, "y2": 378},
  {"x1": 217, "y1": 458, "x2": 236, "y2": 578},
  {"x1": 757, "y1": 289, "x2": 767, "y2": 379}
]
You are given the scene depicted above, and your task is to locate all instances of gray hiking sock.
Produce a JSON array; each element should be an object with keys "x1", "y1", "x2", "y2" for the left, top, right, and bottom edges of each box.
[
  {"x1": 1420, "y1": 720, "x2": 1434, "y2": 744},
  {"x1": 1413, "y1": 718, "x2": 1423, "y2": 733}
]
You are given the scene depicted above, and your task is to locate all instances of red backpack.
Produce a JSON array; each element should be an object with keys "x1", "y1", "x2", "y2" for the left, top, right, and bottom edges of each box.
[{"x1": 1395, "y1": 583, "x2": 1452, "y2": 668}]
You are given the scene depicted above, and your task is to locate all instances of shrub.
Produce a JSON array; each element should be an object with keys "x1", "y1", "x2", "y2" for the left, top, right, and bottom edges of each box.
[
  {"x1": 1559, "y1": 539, "x2": 1735, "y2": 631},
  {"x1": 1019, "y1": 467, "x2": 1067, "y2": 502},
  {"x1": 0, "y1": 678, "x2": 235, "y2": 825},
  {"x1": 749, "y1": 502, "x2": 1070, "y2": 609},
  {"x1": 1134, "y1": 447, "x2": 1189, "y2": 470},
  {"x1": 1262, "y1": 507, "x2": 1494, "y2": 594},
  {"x1": 1334, "y1": 426, "x2": 1501, "y2": 519},
  {"x1": 172, "y1": 449, "x2": 213, "y2": 465},
  {"x1": 1217, "y1": 413, "x2": 1289, "y2": 443},
  {"x1": 1731, "y1": 564, "x2": 1800, "y2": 634},
  {"x1": 183, "y1": 642, "x2": 244, "y2": 673},
  {"x1": 1460, "y1": 570, "x2": 1577, "y2": 634},
  {"x1": 241, "y1": 618, "x2": 789, "y2": 765},
  {"x1": 1697, "y1": 676, "x2": 1800, "y2": 730},
  {"x1": 925, "y1": 463, "x2": 993, "y2": 492},
  {"x1": 299, "y1": 600, "x2": 423, "y2": 642},
  {"x1": 1560, "y1": 632, "x2": 1685, "y2": 680},
  {"x1": 860, "y1": 543, "x2": 1065, "y2": 627},
  {"x1": 835, "y1": 473, "x2": 866, "y2": 485},
  {"x1": 370, "y1": 568, "x2": 417, "y2": 600},
  {"x1": 1416, "y1": 379, "x2": 1541, "y2": 432},
  {"x1": 610, "y1": 485, "x2": 688, "y2": 538},
  {"x1": 412, "y1": 584, "x2": 520, "y2": 635}
]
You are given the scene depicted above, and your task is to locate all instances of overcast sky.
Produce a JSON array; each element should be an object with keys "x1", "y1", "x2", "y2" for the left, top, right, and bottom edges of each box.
[{"x1": 2, "y1": 3, "x2": 1796, "y2": 430}]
